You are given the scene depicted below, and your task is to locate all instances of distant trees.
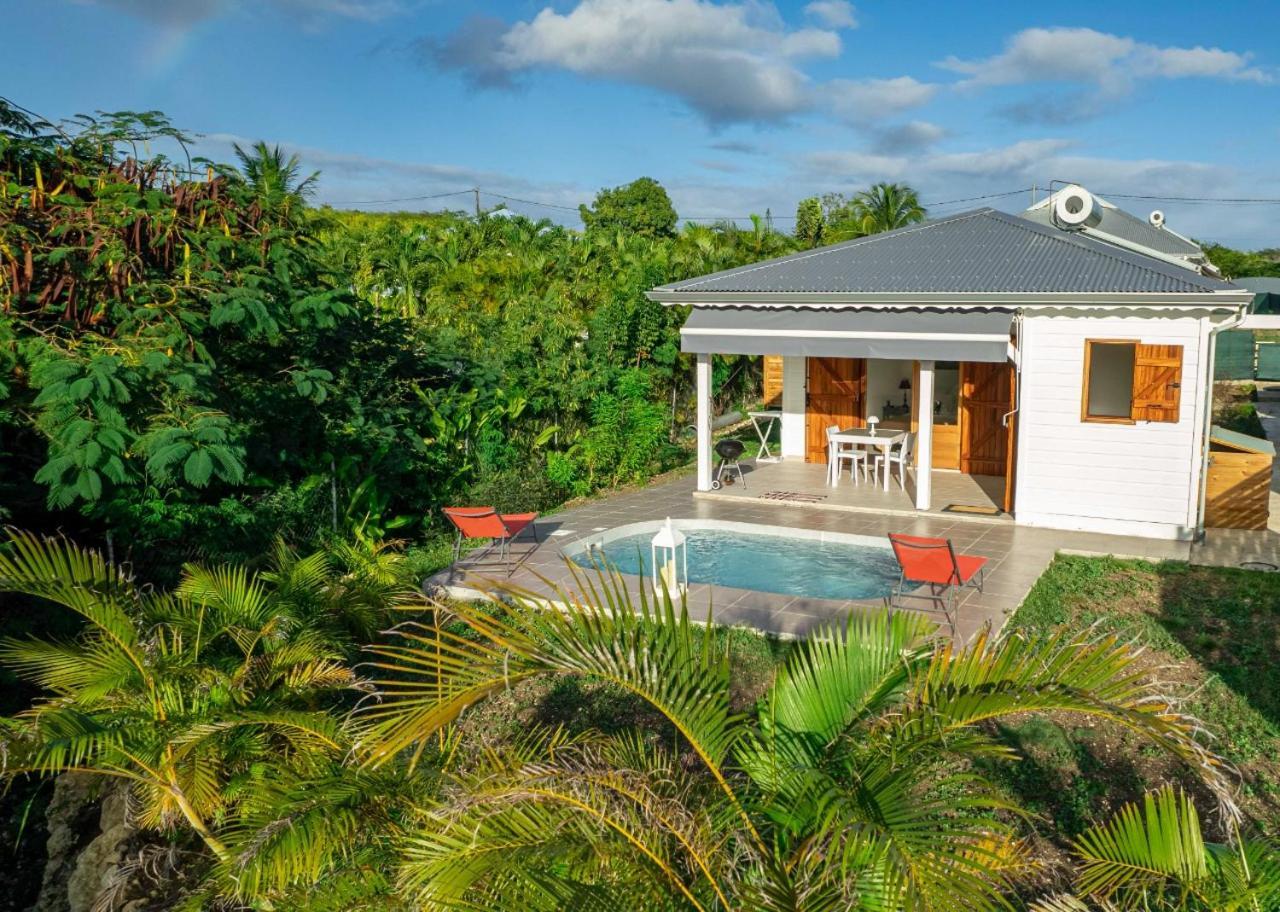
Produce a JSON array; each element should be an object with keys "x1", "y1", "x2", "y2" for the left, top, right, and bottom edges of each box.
[
  {"x1": 233, "y1": 140, "x2": 320, "y2": 216},
  {"x1": 795, "y1": 195, "x2": 826, "y2": 247},
  {"x1": 851, "y1": 181, "x2": 926, "y2": 233},
  {"x1": 798, "y1": 182, "x2": 926, "y2": 246},
  {"x1": 579, "y1": 176, "x2": 678, "y2": 237},
  {"x1": 1203, "y1": 242, "x2": 1280, "y2": 279}
]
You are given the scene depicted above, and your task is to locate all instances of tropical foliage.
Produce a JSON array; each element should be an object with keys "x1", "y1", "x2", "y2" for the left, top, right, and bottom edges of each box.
[
  {"x1": 1033, "y1": 786, "x2": 1280, "y2": 911},
  {"x1": 7, "y1": 98, "x2": 1280, "y2": 911},
  {"x1": 0, "y1": 104, "x2": 794, "y2": 576},
  {"x1": 354, "y1": 567, "x2": 1235, "y2": 911}
]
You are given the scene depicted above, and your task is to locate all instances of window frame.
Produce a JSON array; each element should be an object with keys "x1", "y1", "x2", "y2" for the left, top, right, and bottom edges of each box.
[{"x1": 1080, "y1": 338, "x2": 1140, "y2": 425}]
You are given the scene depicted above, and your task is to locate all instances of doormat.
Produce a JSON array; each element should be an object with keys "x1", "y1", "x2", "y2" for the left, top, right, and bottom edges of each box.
[
  {"x1": 760, "y1": 490, "x2": 829, "y2": 503},
  {"x1": 942, "y1": 504, "x2": 1003, "y2": 516}
]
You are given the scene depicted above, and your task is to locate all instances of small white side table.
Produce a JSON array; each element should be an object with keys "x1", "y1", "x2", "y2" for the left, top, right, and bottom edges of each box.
[{"x1": 747, "y1": 410, "x2": 783, "y2": 461}]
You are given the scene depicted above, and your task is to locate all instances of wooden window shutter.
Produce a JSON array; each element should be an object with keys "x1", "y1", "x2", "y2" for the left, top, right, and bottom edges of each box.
[
  {"x1": 761, "y1": 355, "x2": 783, "y2": 405},
  {"x1": 1130, "y1": 344, "x2": 1183, "y2": 422}
]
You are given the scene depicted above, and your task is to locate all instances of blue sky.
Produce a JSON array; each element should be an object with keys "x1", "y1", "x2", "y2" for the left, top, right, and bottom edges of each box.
[{"x1": 7, "y1": 0, "x2": 1280, "y2": 246}]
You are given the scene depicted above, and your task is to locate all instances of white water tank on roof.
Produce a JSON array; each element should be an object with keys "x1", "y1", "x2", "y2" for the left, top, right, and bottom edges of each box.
[{"x1": 1053, "y1": 185, "x2": 1103, "y2": 229}]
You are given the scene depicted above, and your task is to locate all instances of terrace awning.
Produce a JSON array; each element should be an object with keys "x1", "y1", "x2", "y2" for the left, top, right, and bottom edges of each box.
[{"x1": 679, "y1": 307, "x2": 1014, "y2": 362}]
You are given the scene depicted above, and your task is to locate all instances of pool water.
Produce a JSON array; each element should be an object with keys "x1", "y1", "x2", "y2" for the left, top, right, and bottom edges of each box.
[{"x1": 572, "y1": 527, "x2": 900, "y2": 602}]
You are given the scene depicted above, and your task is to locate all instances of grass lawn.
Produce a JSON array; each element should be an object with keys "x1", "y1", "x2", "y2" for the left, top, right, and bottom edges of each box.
[{"x1": 1003, "y1": 555, "x2": 1280, "y2": 846}]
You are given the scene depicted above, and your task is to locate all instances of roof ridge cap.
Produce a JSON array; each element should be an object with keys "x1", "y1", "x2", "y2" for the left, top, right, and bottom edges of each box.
[{"x1": 994, "y1": 210, "x2": 1218, "y2": 291}]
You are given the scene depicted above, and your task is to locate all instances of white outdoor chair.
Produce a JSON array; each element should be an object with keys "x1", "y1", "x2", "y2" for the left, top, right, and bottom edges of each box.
[
  {"x1": 873, "y1": 431, "x2": 914, "y2": 490},
  {"x1": 826, "y1": 424, "x2": 868, "y2": 485}
]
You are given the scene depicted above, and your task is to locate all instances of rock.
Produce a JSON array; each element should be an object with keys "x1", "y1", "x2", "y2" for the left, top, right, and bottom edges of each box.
[
  {"x1": 65, "y1": 786, "x2": 134, "y2": 912},
  {"x1": 33, "y1": 773, "x2": 99, "y2": 912},
  {"x1": 33, "y1": 774, "x2": 136, "y2": 912}
]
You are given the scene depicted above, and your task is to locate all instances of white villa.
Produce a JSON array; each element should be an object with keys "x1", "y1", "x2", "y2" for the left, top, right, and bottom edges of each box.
[{"x1": 649, "y1": 185, "x2": 1274, "y2": 542}]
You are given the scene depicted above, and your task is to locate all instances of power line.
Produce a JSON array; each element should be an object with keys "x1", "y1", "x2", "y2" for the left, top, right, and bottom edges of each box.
[
  {"x1": 321, "y1": 183, "x2": 1280, "y2": 221},
  {"x1": 483, "y1": 191, "x2": 581, "y2": 213},
  {"x1": 925, "y1": 188, "x2": 1034, "y2": 209},
  {"x1": 1098, "y1": 191, "x2": 1280, "y2": 205},
  {"x1": 324, "y1": 189, "x2": 474, "y2": 206}
]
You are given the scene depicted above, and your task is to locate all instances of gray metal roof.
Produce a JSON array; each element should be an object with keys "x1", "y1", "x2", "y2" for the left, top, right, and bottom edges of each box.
[
  {"x1": 652, "y1": 208, "x2": 1235, "y2": 297},
  {"x1": 1234, "y1": 277, "x2": 1280, "y2": 294},
  {"x1": 1021, "y1": 202, "x2": 1203, "y2": 258}
]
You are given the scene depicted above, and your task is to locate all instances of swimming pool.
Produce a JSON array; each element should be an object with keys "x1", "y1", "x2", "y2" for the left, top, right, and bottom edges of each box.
[{"x1": 567, "y1": 520, "x2": 900, "y2": 602}]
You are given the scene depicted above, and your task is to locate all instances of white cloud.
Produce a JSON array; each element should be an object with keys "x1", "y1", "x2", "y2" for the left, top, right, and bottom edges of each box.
[
  {"x1": 804, "y1": 150, "x2": 910, "y2": 181},
  {"x1": 939, "y1": 26, "x2": 1269, "y2": 91},
  {"x1": 804, "y1": 0, "x2": 856, "y2": 29},
  {"x1": 871, "y1": 120, "x2": 947, "y2": 153},
  {"x1": 1136, "y1": 45, "x2": 1268, "y2": 82},
  {"x1": 929, "y1": 138, "x2": 1074, "y2": 176},
  {"x1": 430, "y1": 0, "x2": 844, "y2": 124},
  {"x1": 780, "y1": 27, "x2": 843, "y2": 58},
  {"x1": 828, "y1": 75, "x2": 938, "y2": 122}
]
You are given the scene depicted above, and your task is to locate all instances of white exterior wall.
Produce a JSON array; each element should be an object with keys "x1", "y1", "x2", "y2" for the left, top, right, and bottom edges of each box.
[
  {"x1": 1014, "y1": 311, "x2": 1212, "y2": 540},
  {"x1": 780, "y1": 355, "x2": 806, "y2": 458}
]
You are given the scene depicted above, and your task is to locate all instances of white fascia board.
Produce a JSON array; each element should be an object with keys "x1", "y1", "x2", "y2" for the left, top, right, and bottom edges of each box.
[
  {"x1": 679, "y1": 327, "x2": 1010, "y2": 342},
  {"x1": 647, "y1": 290, "x2": 1254, "y2": 308}
]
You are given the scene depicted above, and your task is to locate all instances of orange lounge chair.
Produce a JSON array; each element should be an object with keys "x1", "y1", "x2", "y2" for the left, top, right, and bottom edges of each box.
[
  {"x1": 887, "y1": 533, "x2": 987, "y2": 633},
  {"x1": 443, "y1": 507, "x2": 540, "y2": 572}
]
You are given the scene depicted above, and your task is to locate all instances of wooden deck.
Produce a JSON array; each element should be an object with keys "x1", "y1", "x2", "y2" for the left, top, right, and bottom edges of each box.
[{"x1": 698, "y1": 459, "x2": 1009, "y2": 523}]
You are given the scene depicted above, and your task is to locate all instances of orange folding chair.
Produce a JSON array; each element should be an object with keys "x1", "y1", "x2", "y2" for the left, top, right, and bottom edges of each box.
[
  {"x1": 887, "y1": 533, "x2": 987, "y2": 633},
  {"x1": 442, "y1": 507, "x2": 540, "y2": 572}
]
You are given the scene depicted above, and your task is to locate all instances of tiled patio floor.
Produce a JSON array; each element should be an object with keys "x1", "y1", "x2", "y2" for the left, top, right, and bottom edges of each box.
[
  {"x1": 430, "y1": 468, "x2": 1280, "y2": 645},
  {"x1": 699, "y1": 459, "x2": 1008, "y2": 523}
]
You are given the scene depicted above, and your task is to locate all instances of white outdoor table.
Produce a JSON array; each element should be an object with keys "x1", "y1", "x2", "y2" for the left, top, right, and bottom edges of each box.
[
  {"x1": 828, "y1": 428, "x2": 906, "y2": 491},
  {"x1": 747, "y1": 409, "x2": 783, "y2": 460}
]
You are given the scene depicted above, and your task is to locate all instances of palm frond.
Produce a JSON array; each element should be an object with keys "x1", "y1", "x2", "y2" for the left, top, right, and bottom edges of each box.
[
  {"x1": 0, "y1": 531, "x2": 151, "y2": 686},
  {"x1": 1072, "y1": 785, "x2": 1207, "y2": 903},
  {"x1": 900, "y1": 627, "x2": 1235, "y2": 816}
]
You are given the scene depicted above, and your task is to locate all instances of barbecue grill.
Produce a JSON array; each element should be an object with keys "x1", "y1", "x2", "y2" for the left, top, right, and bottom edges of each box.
[{"x1": 712, "y1": 438, "x2": 746, "y2": 490}]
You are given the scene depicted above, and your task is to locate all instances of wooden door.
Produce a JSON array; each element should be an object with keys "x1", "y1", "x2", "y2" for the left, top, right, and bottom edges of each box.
[
  {"x1": 960, "y1": 361, "x2": 1014, "y2": 477},
  {"x1": 805, "y1": 357, "x2": 865, "y2": 462}
]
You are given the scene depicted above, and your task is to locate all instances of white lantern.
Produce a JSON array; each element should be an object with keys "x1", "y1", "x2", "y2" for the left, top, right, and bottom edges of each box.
[
  {"x1": 650, "y1": 517, "x2": 687, "y2": 598},
  {"x1": 866, "y1": 415, "x2": 880, "y2": 436}
]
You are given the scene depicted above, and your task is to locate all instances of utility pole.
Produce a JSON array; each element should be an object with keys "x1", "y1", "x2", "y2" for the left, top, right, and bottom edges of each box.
[
  {"x1": 473, "y1": 187, "x2": 482, "y2": 219},
  {"x1": 1031, "y1": 183, "x2": 1037, "y2": 206}
]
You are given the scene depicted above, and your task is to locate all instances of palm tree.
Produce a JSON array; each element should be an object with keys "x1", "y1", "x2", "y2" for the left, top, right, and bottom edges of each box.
[
  {"x1": 357, "y1": 565, "x2": 1233, "y2": 911},
  {"x1": 233, "y1": 139, "x2": 319, "y2": 216},
  {"x1": 852, "y1": 182, "x2": 927, "y2": 235},
  {"x1": 0, "y1": 530, "x2": 407, "y2": 866},
  {"x1": 1033, "y1": 786, "x2": 1280, "y2": 912}
]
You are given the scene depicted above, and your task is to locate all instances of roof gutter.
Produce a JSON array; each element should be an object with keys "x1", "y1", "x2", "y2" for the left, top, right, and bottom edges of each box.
[{"x1": 647, "y1": 290, "x2": 1254, "y2": 308}]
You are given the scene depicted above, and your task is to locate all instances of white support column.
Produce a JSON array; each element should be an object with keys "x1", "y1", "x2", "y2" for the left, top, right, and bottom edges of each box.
[
  {"x1": 915, "y1": 360, "x2": 934, "y2": 511},
  {"x1": 780, "y1": 355, "x2": 807, "y2": 459},
  {"x1": 695, "y1": 352, "x2": 713, "y2": 491}
]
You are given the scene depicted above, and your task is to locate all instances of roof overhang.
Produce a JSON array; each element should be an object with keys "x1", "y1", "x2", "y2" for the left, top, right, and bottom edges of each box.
[
  {"x1": 1239, "y1": 314, "x2": 1280, "y2": 330},
  {"x1": 648, "y1": 290, "x2": 1255, "y2": 308},
  {"x1": 680, "y1": 307, "x2": 1014, "y2": 362}
]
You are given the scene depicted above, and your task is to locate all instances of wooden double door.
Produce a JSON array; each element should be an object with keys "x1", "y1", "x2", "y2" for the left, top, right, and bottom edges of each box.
[
  {"x1": 804, "y1": 357, "x2": 1017, "y2": 508},
  {"x1": 804, "y1": 357, "x2": 866, "y2": 462}
]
